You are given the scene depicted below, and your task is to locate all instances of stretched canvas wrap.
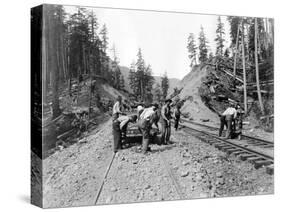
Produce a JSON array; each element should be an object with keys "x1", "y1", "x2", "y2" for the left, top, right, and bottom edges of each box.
[{"x1": 31, "y1": 4, "x2": 274, "y2": 208}]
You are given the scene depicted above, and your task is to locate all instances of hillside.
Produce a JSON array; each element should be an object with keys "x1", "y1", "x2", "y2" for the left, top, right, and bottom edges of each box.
[
  {"x1": 119, "y1": 66, "x2": 181, "y2": 94},
  {"x1": 171, "y1": 65, "x2": 219, "y2": 125},
  {"x1": 170, "y1": 63, "x2": 273, "y2": 141}
]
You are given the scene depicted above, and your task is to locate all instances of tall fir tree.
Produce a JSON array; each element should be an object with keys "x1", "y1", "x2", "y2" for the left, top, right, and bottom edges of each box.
[
  {"x1": 129, "y1": 49, "x2": 154, "y2": 102},
  {"x1": 198, "y1": 26, "x2": 209, "y2": 63},
  {"x1": 215, "y1": 16, "x2": 225, "y2": 56},
  {"x1": 161, "y1": 72, "x2": 169, "y2": 100},
  {"x1": 227, "y1": 16, "x2": 241, "y2": 47},
  {"x1": 120, "y1": 74, "x2": 125, "y2": 91},
  {"x1": 99, "y1": 24, "x2": 109, "y2": 78},
  {"x1": 153, "y1": 83, "x2": 162, "y2": 103},
  {"x1": 111, "y1": 44, "x2": 121, "y2": 89},
  {"x1": 99, "y1": 24, "x2": 108, "y2": 53},
  {"x1": 187, "y1": 33, "x2": 197, "y2": 67},
  {"x1": 128, "y1": 62, "x2": 137, "y2": 95}
]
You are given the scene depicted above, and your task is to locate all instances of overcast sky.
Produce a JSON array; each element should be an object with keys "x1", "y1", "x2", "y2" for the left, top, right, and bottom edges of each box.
[{"x1": 65, "y1": 6, "x2": 231, "y2": 80}]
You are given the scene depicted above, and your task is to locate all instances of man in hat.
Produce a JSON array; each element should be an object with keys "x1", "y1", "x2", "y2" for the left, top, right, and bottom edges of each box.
[
  {"x1": 138, "y1": 104, "x2": 159, "y2": 153},
  {"x1": 160, "y1": 99, "x2": 172, "y2": 144},
  {"x1": 112, "y1": 115, "x2": 138, "y2": 153},
  {"x1": 173, "y1": 103, "x2": 182, "y2": 131},
  {"x1": 219, "y1": 103, "x2": 237, "y2": 139},
  {"x1": 112, "y1": 95, "x2": 126, "y2": 122}
]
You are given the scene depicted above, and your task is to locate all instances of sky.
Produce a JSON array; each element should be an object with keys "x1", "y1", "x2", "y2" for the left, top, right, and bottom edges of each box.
[{"x1": 65, "y1": 6, "x2": 231, "y2": 80}]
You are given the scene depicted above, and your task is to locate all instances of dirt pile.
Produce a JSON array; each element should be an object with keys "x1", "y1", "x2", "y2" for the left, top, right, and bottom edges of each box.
[{"x1": 170, "y1": 65, "x2": 219, "y2": 125}]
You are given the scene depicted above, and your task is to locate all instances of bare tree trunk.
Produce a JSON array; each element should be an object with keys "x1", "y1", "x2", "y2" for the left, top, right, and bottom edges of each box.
[
  {"x1": 233, "y1": 22, "x2": 240, "y2": 88},
  {"x1": 241, "y1": 22, "x2": 247, "y2": 113},
  {"x1": 60, "y1": 33, "x2": 67, "y2": 82},
  {"x1": 255, "y1": 18, "x2": 265, "y2": 115},
  {"x1": 48, "y1": 6, "x2": 61, "y2": 119}
]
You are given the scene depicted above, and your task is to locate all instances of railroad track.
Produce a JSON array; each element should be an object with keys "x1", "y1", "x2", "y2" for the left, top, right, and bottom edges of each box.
[
  {"x1": 93, "y1": 125, "x2": 185, "y2": 204},
  {"x1": 179, "y1": 123, "x2": 274, "y2": 175},
  {"x1": 93, "y1": 119, "x2": 274, "y2": 204},
  {"x1": 181, "y1": 119, "x2": 274, "y2": 148}
]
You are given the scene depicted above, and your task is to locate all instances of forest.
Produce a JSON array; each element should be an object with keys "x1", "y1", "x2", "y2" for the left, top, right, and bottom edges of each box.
[
  {"x1": 41, "y1": 5, "x2": 171, "y2": 122},
  {"x1": 32, "y1": 5, "x2": 274, "y2": 156},
  {"x1": 186, "y1": 15, "x2": 274, "y2": 119}
]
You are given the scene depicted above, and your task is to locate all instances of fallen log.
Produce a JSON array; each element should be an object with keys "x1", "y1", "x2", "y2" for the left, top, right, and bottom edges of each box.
[
  {"x1": 42, "y1": 114, "x2": 63, "y2": 128},
  {"x1": 57, "y1": 128, "x2": 76, "y2": 140}
]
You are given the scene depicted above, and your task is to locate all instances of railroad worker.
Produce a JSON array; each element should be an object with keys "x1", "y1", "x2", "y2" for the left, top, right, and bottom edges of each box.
[
  {"x1": 218, "y1": 103, "x2": 237, "y2": 139},
  {"x1": 137, "y1": 104, "x2": 145, "y2": 120},
  {"x1": 160, "y1": 99, "x2": 172, "y2": 145},
  {"x1": 112, "y1": 115, "x2": 138, "y2": 153},
  {"x1": 138, "y1": 104, "x2": 159, "y2": 153},
  {"x1": 173, "y1": 103, "x2": 181, "y2": 131},
  {"x1": 112, "y1": 96, "x2": 126, "y2": 122},
  {"x1": 235, "y1": 104, "x2": 243, "y2": 140}
]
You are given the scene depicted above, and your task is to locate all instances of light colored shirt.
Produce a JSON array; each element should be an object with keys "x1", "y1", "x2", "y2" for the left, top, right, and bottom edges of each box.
[
  {"x1": 112, "y1": 101, "x2": 121, "y2": 115},
  {"x1": 222, "y1": 107, "x2": 237, "y2": 119},
  {"x1": 139, "y1": 107, "x2": 155, "y2": 120},
  {"x1": 137, "y1": 105, "x2": 144, "y2": 113},
  {"x1": 117, "y1": 116, "x2": 130, "y2": 129}
]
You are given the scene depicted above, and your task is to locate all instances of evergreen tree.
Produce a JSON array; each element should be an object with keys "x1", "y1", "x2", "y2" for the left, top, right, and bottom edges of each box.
[
  {"x1": 128, "y1": 62, "x2": 137, "y2": 95},
  {"x1": 208, "y1": 52, "x2": 214, "y2": 60},
  {"x1": 135, "y1": 48, "x2": 146, "y2": 100},
  {"x1": 129, "y1": 49, "x2": 154, "y2": 102},
  {"x1": 215, "y1": 16, "x2": 225, "y2": 56},
  {"x1": 120, "y1": 74, "x2": 125, "y2": 91},
  {"x1": 227, "y1": 16, "x2": 241, "y2": 47},
  {"x1": 153, "y1": 83, "x2": 162, "y2": 103},
  {"x1": 45, "y1": 4, "x2": 64, "y2": 118},
  {"x1": 161, "y1": 72, "x2": 169, "y2": 99},
  {"x1": 187, "y1": 33, "x2": 197, "y2": 67},
  {"x1": 111, "y1": 44, "x2": 121, "y2": 89},
  {"x1": 198, "y1": 26, "x2": 209, "y2": 63},
  {"x1": 224, "y1": 48, "x2": 230, "y2": 57},
  {"x1": 143, "y1": 65, "x2": 154, "y2": 103},
  {"x1": 68, "y1": 7, "x2": 90, "y2": 78},
  {"x1": 99, "y1": 24, "x2": 109, "y2": 79},
  {"x1": 99, "y1": 24, "x2": 108, "y2": 53}
]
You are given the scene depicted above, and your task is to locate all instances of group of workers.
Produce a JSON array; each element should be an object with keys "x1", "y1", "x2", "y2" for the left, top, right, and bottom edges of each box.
[
  {"x1": 219, "y1": 102, "x2": 243, "y2": 139},
  {"x1": 111, "y1": 95, "x2": 243, "y2": 154},
  {"x1": 111, "y1": 96, "x2": 182, "y2": 154}
]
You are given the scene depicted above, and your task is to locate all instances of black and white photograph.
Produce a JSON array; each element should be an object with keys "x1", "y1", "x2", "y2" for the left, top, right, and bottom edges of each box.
[{"x1": 31, "y1": 3, "x2": 274, "y2": 209}]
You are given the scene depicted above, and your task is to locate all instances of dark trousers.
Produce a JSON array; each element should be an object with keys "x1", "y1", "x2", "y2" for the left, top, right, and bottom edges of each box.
[
  {"x1": 161, "y1": 119, "x2": 171, "y2": 144},
  {"x1": 112, "y1": 113, "x2": 119, "y2": 122},
  {"x1": 112, "y1": 121, "x2": 121, "y2": 152},
  {"x1": 174, "y1": 117, "x2": 180, "y2": 130},
  {"x1": 219, "y1": 115, "x2": 233, "y2": 138},
  {"x1": 139, "y1": 119, "x2": 151, "y2": 153}
]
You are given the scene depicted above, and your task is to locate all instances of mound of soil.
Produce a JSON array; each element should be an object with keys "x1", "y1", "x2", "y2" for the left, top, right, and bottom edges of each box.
[{"x1": 171, "y1": 65, "x2": 219, "y2": 125}]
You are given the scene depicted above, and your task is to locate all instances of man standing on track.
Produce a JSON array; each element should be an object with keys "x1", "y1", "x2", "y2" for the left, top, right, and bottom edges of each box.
[
  {"x1": 173, "y1": 103, "x2": 181, "y2": 131},
  {"x1": 160, "y1": 99, "x2": 172, "y2": 144},
  {"x1": 219, "y1": 103, "x2": 237, "y2": 139},
  {"x1": 112, "y1": 115, "x2": 138, "y2": 153},
  {"x1": 112, "y1": 96, "x2": 126, "y2": 122}
]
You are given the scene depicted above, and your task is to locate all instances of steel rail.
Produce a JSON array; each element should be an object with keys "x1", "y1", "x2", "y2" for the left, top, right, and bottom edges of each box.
[
  {"x1": 181, "y1": 124, "x2": 273, "y2": 161},
  {"x1": 94, "y1": 152, "x2": 116, "y2": 205},
  {"x1": 159, "y1": 151, "x2": 185, "y2": 199},
  {"x1": 181, "y1": 118, "x2": 274, "y2": 145}
]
